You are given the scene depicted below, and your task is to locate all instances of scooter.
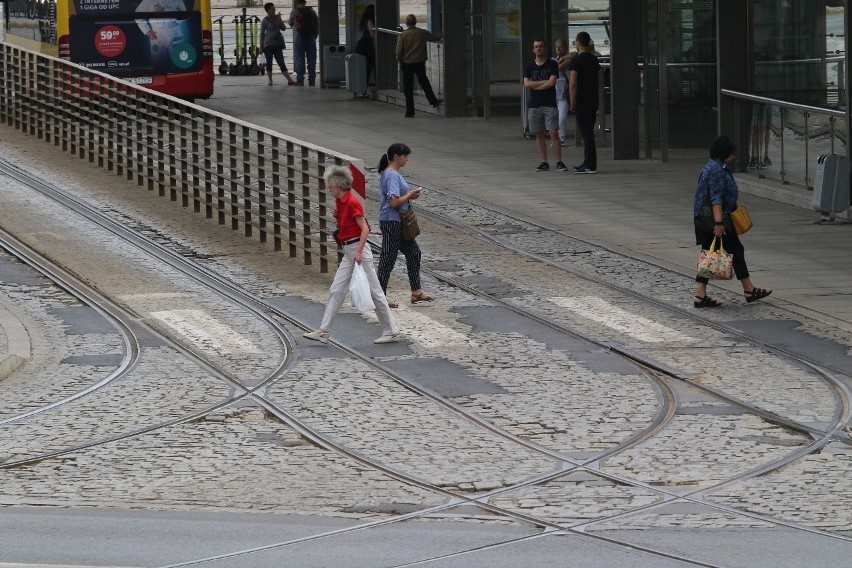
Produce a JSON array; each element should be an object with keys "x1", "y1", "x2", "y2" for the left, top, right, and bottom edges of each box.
[
  {"x1": 231, "y1": 16, "x2": 246, "y2": 75},
  {"x1": 236, "y1": 8, "x2": 250, "y2": 75},
  {"x1": 229, "y1": 15, "x2": 240, "y2": 75},
  {"x1": 214, "y1": 16, "x2": 229, "y2": 75},
  {"x1": 248, "y1": 16, "x2": 261, "y2": 75}
]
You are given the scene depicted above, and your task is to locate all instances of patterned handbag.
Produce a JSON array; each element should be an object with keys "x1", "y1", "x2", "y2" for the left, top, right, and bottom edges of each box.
[{"x1": 697, "y1": 237, "x2": 733, "y2": 280}]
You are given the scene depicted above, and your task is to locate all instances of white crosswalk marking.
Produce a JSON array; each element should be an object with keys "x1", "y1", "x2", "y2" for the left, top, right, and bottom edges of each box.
[
  {"x1": 150, "y1": 309, "x2": 262, "y2": 354},
  {"x1": 550, "y1": 296, "x2": 692, "y2": 343}
]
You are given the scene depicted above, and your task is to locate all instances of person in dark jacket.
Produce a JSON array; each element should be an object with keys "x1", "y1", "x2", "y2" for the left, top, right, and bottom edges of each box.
[
  {"x1": 568, "y1": 31, "x2": 601, "y2": 174},
  {"x1": 395, "y1": 14, "x2": 443, "y2": 117},
  {"x1": 693, "y1": 135, "x2": 772, "y2": 308},
  {"x1": 288, "y1": 0, "x2": 318, "y2": 86},
  {"x1": 353, "y1": 4, "x2": 375, "y2": 98}
]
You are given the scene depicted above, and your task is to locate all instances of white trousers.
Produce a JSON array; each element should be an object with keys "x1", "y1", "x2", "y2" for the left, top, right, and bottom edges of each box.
[
  {"x1": 319, "y1": 243, "x2": 398, "y2": 336},
  {"x1": 557, "y1": 98, "x2": 569, "y2": 141}
]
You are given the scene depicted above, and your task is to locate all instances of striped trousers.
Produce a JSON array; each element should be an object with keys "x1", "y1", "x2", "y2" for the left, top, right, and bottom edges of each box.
[{"x1": 377, "y1": 220, "x2": 422, "y2": 293}]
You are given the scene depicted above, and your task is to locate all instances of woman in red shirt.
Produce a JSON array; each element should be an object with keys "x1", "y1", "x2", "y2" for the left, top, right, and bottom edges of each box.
[{"x1": 303, "y1": 166, "x2": 400, "y2": 344}]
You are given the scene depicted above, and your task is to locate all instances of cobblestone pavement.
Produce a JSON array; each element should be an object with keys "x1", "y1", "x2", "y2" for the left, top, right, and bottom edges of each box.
[{"x1": 1, "y1": 119, "x2": 852, "y2": 551}]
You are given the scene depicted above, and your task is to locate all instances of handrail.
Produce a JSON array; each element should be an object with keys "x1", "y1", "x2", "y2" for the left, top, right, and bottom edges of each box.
[
  {"x1": 757, "y1": 56, "x2": 846, "y2": 65},
  {"x1": 0, "y1": 42, "x2": 364, "y2": 273},
  {"x1": 720, "y1": 88, "x2": 845, "y2": 117},
  {"x1": 642, "y1": 61, "x2": 716, "y2": 68},
  {"x1": 376, "y1": 26, "x2": 442, "y2": 43}
]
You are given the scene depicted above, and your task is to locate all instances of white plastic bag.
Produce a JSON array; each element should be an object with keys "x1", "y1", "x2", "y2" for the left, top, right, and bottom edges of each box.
[{"x1": 349, "y1": 263, "x2": 375, "y2": 312}]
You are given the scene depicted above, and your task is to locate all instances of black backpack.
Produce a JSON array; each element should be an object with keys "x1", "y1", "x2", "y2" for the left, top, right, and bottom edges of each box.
[{"x1": 295, "y1": 6, "x2": 317, "y2": 37}]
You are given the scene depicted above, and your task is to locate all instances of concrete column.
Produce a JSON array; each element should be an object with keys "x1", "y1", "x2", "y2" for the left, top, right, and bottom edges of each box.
[
  {"x1": 846, "y1": 2, "x2": 851, "y2": 159},
  {"x1": 717, "y1": 0, "x2": 751, "y2": 170},
  {"x1": 317, "y1": 0, "x2": 339, "y2": 88},
  {"x1": 441, "y1": 0, "x2": 467, "y2": 117},
  {"x1": 519, "y1": 0, "x2": 546, "y2": 60},
  {"x1": 375, "y1": 0, "x2": 399, "y2": 89},
  {"x1": 610, "y1": 0, "x2": 640, "y2": 159}
]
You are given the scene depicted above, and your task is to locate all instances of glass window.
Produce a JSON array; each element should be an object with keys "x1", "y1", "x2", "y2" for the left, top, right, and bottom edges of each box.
[{"x1": 754, "y1": 0, "x2": 846, "y2": 110}]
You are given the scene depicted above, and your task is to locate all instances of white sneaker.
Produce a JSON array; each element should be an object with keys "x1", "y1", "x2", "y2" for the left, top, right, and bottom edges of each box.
[
  {"x1": 373, "y1": 333, "x2": 400, "y2": 344},
  {"x1": 303, "y1": 330, "x2": 330, "y2": 343}
]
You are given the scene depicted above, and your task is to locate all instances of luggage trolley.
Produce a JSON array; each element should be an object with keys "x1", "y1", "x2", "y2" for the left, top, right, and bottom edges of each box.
[{"x1": 813, "y1": 154, "x2": 852, "y2": 223}]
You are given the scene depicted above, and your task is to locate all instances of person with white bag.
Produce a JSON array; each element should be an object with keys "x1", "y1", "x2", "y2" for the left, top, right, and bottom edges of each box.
[{"x1": 303, "y1": 166, "x2": 400, "y2": 344}]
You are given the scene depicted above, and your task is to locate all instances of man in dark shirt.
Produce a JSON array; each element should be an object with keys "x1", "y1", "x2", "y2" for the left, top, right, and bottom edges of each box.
[
  {"x1": 569, "y1": 31, "x2": 601, "y2": 174},
  {"x1": 524, "y1": 39, "x2": 565, "y2": 172}
]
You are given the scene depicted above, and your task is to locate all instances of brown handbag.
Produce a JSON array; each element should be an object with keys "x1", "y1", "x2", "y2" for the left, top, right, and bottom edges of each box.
[{"x1": 400, "y1": 206, "x2": 420, "y2": 240}]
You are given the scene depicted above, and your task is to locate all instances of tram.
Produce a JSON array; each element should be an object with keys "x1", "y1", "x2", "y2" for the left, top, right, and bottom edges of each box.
[{"x1": 3, "y1": 0, "x2": 214, "y2": 100}]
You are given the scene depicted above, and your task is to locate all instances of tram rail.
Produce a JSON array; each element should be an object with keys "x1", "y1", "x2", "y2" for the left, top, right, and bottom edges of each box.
[{"x1": 2, "y1": 155, "x2": 851, "y2": 567}]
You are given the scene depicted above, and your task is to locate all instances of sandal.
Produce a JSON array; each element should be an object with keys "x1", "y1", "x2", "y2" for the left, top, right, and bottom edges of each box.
[
  {"x1": 411, "y1": 291, "x2": 435, "y2": 304},
  {"x1": 694, "y1": 295, "x2": 722, "y2": 308},
  {"x1": 745, "y1": 287, "x2": 772, "y2": 304}
]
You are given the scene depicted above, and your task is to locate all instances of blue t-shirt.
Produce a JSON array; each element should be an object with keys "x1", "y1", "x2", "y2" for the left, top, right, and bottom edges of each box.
[{"x1": 379, "y1": 169, "x2": 410, "y2": 222}]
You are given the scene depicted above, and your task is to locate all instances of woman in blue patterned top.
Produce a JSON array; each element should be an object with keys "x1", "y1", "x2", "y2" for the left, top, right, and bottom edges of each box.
[{"x1": 693, "y1": 136, "x2": 771, "y2": 308}]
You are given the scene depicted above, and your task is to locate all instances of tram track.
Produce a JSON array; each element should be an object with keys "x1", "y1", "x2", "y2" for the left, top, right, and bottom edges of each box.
[
  {"x1": 2, "y1": 156, "x2": 851, "y2": 567},
  {"x1": 384, "y1": 174, "x2": 852, "y2": 443},
  {"x1": 0, "y1": 163, "x2": 297, "y2": 465},
  {"x1": 0, "y1": 226, "x2": 140, "y2": 426},
  {"x1": 0, "y1": 155, "x2": 677, "y2": 483}
]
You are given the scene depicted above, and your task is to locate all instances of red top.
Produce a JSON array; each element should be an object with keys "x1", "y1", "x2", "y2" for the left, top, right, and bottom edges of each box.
[{"x1": 335, "y1": 190, "x2": 365, "y2": 242}]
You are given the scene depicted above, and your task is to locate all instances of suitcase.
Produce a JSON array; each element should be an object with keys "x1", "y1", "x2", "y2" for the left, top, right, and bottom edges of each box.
[
  {"x1": 345, "y1": 53, "x2": 367, "y2": 96},
  {"x1": 813, "y1": 154, "x2": 852, "y2": 220}
]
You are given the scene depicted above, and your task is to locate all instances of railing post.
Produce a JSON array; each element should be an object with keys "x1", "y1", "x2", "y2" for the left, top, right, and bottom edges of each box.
[
  {"x1": 216, "y1": 116, "x2": 226, "y2": 225},
  {"x1": 317, "y1": 152, "x2": 329, "y2": 274},
  {"x1": 271, "y1": 137, "x2": 283, "y2": 252},
  {"x1": 179, "y1": 111, "x2": 190, "y2": 208},
  {"x1": 242, "y1": 124, "x2": 252, "y2": 237},
  {"x1": 300, "y1": 144, "x2": 312, "y2": 266},
  {"x1": 2, "y1": 46, "x2": 365, "y2": 276},
  {"x1": 203, "y1": 118, "x2": 213, "y2": 218},
  {"x1": 257, "y1": 131, "x2": 267, "y2": 244},
  {"x1": 803, "y1": 111, "x2": 810, "y2": 188},
  {"x1": 229, "y1": 122, "x2": 239, "y2": 230},
  {"x1": 287, "y1": 140, "x2": 297, "y2": 258},
  {"x1": 780, "y1": 107, "x2": 787, "y2": 185},
  {"x1": 190, "y1": 111, "x2": 201, "y2": 213}
]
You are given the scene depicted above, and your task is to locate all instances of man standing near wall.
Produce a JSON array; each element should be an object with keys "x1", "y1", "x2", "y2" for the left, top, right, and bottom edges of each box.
[
  {"x1": 569, "y1": 31, "x2": 601, "y2": 174},
  {"x1": 396, "y1": 14, "x2": 443, "y2": 118},
  {"x1": 288, "y1": 0, "x2": 318, "y2": 86}
]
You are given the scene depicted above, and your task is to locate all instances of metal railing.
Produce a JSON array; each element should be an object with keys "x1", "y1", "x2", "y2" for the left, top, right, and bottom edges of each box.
[
  {"x1": 721, "y1": 89, "x2": 847, "y2": 189},
  {"x1": 0, "y1": 43, "x2": 364, "y2": 273}
]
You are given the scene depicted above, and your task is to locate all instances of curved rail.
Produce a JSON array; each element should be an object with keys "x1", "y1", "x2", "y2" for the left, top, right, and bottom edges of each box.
[{"x1": 0, "y1": 227, "x2": 140, "y2": 426}]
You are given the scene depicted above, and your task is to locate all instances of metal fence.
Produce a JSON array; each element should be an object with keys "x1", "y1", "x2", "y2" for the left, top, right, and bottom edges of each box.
[
  {"x1": 722, "y1": 89, "x2": 847, "y2": 190},
  {"x1": 0, "y1": 43, "x2": 364, "y2": 273}
]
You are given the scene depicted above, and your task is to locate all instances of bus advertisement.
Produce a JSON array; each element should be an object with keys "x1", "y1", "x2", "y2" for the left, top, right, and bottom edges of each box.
[{"x1": 3, "y1": 0, "x2": 214, "y2": 99}]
